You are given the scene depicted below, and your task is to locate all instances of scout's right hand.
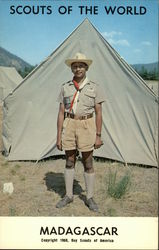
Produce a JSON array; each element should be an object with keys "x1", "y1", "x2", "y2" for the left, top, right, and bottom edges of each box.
[{"x1": 56, "y1": 138, "x2": 62, "y2": 151}]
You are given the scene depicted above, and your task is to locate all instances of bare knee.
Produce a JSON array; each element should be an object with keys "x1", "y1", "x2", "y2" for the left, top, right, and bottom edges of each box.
[
  {"x1": 65, "y1": 159, "x2": 75, "y2": 169},
  {"x1": 82, "y1": 157, "x2": 94, "y2": 173},
  {"x1": 65, "y1": 150, "x2": 76, "y2": 169}
]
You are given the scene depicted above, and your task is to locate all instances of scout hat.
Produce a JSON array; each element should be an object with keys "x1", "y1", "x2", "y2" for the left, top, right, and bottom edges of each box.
[{"x1": 65, "y1": 52, "x2": 92, "y2": 67}]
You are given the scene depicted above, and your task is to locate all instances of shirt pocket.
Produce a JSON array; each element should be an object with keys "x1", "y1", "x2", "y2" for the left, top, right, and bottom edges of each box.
[
  {"x1": 64, "y1": 95, "x2": 73, "y2": 110},
  {"x1": 83, "y1": 91, "x2": 95, "y2": 107}
]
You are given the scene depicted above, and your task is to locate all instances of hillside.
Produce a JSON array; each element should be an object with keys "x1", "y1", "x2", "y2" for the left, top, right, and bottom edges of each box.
[
  {"x1": 0, "y1": 46, "x2": 32, "y2": 72},
  {"x1": 132, "y1": 62, "x2": 158, "y2": 72},
  {"x1": 0, "y1": 46, "x2": 158, "y2": 79}
]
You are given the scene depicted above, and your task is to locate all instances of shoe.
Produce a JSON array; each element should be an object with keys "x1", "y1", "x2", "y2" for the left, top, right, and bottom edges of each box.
[
  {"x1": 85, "y1": 197, "x2": 98, "y2": 212},
  {"x1": 56, "y1": 195, "x2": 73, "y2": 208}
]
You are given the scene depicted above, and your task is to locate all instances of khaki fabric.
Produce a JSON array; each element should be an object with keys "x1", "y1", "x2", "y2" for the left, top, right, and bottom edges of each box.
[
  {"x1": 0, "y1": 66, "x2": 22, "y2": 101},
  {"x1": 62, "y1": 117, "x2": 96, "y2": 152},
  {"x1": 57, "y1": 78, "x2": 105, "y2": 115},
  {"x1": 2, "y1": 19, "x2": 158, "y2": 167}
]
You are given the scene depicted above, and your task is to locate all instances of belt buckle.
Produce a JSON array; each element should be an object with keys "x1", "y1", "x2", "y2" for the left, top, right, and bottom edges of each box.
[{"x1": 81, "y1": 115, "x2": 86, "y2": 120}]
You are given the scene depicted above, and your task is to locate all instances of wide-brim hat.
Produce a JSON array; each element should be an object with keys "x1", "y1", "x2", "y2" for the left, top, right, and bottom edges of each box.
[{"x1": 65, "y1": 52, "x2": 92, "y2": 67}]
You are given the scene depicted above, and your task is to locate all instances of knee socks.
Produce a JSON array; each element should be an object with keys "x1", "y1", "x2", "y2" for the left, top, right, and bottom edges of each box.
[
  {"x1": 64, "y1": 168, "x2": 75, "y2": 198},
  {"x1": 64, "y1": 169, "x2": 95, "y2": 200},
  {"x1": 84, "y1": 172, "x2": 95, "y2": 199}
]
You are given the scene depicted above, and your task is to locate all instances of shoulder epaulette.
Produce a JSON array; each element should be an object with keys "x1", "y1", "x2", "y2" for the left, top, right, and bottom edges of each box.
[
  {"x1": 62, "y1": 80, "x2": 72, "y2": 86},
  {"x1": 90, "y1": 80, "x2": 97, "y2": 85}
]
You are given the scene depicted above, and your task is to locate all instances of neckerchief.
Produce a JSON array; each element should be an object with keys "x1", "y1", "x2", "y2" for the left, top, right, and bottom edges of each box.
[
  {"x1": 69, "y1": 77, "x2": 88, "y2": 113},
  {"x1": 69, "y1": 79, "x2": 79, "y2": 113}
]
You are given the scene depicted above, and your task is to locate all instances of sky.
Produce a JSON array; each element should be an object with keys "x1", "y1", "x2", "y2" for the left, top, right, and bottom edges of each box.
[{"x1": 0, "y1": 0, "x2": 158, "y2": 66}]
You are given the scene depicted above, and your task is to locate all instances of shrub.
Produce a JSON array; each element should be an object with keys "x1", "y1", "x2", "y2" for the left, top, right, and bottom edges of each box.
[{"x1": 107, "y1": 169, "x2": 131, "y2": 199}]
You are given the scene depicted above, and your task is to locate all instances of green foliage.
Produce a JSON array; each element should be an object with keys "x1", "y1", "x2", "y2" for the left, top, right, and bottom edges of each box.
[
  {"x1": 18, "y1": 65, "x2": 35, "y2": 78},
  {"x1": 19, "y1": 175, "x2": 26, "y2": 181},
  {"x1": 107, "y1": 169, "x2": 131, "y2": 199},
  {"x1": 107, "y1": 208, "x2": 117, "y2": 216},
  {"x1": 14, "y1": 164, "x2": 21, "y2": 169},
  {"x1": 10, "y1": 169, "x2": 16, "y2": 175},
  {"x1": 9, "y1": 207, "x2": 16, "y2": 216},
  {"x1": 135, "y1": 66, "x2": 158, "y2": 80}
]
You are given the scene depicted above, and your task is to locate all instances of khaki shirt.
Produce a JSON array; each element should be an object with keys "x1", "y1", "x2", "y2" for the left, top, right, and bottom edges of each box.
[{"x1": 57, "y1": 78, "x2": 105, "y2": 116}]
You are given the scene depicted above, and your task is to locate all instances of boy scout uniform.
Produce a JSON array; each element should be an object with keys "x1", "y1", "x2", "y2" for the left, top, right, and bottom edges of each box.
[
  {"x1": 56, "y1": 52, "x2": 104, "y2": 212},
  {"x1": 57, "y1": 77, "x2": 105, "y2": 152}
]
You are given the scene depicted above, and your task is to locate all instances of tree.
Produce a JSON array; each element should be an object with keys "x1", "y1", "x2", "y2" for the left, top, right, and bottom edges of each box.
[{"x1": 18, "y1": 65, "x2": 35, "y2": 78}]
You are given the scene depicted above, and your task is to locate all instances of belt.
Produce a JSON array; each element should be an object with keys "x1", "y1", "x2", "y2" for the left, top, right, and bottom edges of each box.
[{"x1": 65, "y1": 112, "x2": 93, "y2": 120}]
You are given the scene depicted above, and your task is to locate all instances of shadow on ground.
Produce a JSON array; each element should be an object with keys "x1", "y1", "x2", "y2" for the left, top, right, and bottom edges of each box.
[{"x1": 44, "y1": 172, "x2": 84, "y2": 198}]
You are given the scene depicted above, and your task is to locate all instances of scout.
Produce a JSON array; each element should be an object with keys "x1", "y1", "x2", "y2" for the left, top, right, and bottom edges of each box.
[{"x1": 56, "y1": 52, "x2": 105, "y2": 212}]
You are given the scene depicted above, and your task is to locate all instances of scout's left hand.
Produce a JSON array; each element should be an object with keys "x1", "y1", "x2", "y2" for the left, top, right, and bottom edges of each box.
[{"x1": 94, "y1": 136, "x2": 103, "y2": 149}]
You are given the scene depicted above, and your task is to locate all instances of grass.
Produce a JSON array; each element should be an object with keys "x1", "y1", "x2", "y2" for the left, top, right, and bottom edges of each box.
[
  {"x1": 107, "y1": 208, "x2": 117, "y2": 216},
  {"x1": 9, "y1": 207, "x2": 16, "y2": 216},
  {"x1": 107, "y1": 169, "x2": 131, "y2": 199},
  {"x1": 10, "y1": 164, "x2": 22, "y2": 175},
  {"x1": 1, "y1": 161, "x2": 9, "y2": 167},
  {"x1": 19, "y1": 175, "x2": 26, "y2": 181},
  {"x1": 14, "y1": 164, "x2": 21, "y2": 169},
  {"x1": 10, "y1": 169, "x2": 16, "y2": 175}
]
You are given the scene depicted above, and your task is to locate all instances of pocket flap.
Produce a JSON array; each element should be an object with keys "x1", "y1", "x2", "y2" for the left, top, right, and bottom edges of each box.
[{"x1": 84, "y1": 91, "x2": 96, "y2": 98}]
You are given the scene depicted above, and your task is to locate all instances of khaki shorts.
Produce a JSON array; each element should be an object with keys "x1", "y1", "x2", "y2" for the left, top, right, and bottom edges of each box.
[{"x1": 62, "y1": 117, "x2": 96, "y2": 152}]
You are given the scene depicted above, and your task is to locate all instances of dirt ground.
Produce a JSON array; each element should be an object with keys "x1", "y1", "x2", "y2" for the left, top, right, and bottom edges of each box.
[{"x1": 0, "y1": 105, "x2": 158, "y2": 217}]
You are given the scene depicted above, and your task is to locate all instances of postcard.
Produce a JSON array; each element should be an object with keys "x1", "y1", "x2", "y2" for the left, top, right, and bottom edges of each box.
[{"x1": 0, "y1": 0, "x2": 158, "y2": 249}]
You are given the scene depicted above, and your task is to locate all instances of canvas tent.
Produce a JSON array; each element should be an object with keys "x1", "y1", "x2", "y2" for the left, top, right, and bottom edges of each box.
[
  {"x1": 2, "y1": 19, "x2": 158, "y2": 166},
  {"x1": 146, "y1": 81, "x2": 158, "y2": 96},
  {"x1": 0, "y1": 66, "x2": 22, "y2": 102}
]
